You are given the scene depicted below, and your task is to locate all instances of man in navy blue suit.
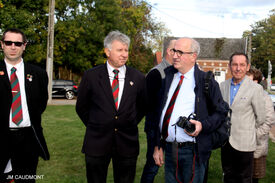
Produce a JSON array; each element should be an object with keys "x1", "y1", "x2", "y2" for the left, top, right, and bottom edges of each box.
[{"x1": 76, "y1": 30, "x2": 146, "y2": 183}]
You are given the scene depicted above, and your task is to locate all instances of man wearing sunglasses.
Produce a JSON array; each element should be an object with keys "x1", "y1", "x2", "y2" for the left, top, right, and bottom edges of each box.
[
  {"x1": 0, "y1": 28, "x2": 49, "y2": 183},
  {"x1": 152, "y1": 38, "x2": 229, "y2": 183}
]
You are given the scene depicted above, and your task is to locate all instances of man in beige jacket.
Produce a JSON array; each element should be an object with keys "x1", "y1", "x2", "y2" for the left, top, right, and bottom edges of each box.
[{"x1": 219, "y1": 52, "x2": 265, "y2": 183}]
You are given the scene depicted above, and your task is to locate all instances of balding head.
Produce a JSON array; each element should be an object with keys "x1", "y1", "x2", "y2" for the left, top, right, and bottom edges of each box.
[{"x1": 172, "y1": 37, "x2": 200, "y2": 74}]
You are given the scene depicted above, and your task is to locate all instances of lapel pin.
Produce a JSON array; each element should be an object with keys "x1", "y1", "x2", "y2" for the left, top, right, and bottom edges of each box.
[
  {"x1": 27, "y1": 74, "x2": 33, "y2": 82},
  {"x1": 130, "y1": 81, "x2": 134, "y2": 86},
  {"x1": 0, "y1": 71, "x2": 4, "y2": 75}
]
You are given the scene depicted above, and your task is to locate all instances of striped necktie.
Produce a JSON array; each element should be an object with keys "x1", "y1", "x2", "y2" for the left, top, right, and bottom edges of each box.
[
  {"x1": 112, "y1": 69, "x2": 119, "y2": 109},
  {"x1": 10, "y1": 67, "x2": 23, "y2": 125},
  {"x1": 162, "y1": 75, "x2": 184, "y2": 140}
]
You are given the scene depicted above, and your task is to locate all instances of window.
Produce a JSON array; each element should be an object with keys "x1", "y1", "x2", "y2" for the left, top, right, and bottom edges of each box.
[{"x1": 215, "y1": 71, "x2": 221, "y2": 76}]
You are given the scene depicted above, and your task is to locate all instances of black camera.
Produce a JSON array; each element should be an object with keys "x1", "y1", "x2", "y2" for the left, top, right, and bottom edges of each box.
[{"x1": 175, "y1": 113, "x2": 196, "y2": 133}]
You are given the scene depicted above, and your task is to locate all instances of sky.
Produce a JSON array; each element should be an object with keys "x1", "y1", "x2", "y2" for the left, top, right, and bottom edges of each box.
[{"x1": 147, "y1": 0, "x2": 275, "y2": 38}]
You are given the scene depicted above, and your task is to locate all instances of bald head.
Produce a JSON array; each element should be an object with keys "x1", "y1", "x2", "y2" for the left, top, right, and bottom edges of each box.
[
  {"x1": 173, "y1": 37, "x2": 200, "y2": 74},
  {"x1": 176, "y1": 38, "x2": 200, "y2": 56}
]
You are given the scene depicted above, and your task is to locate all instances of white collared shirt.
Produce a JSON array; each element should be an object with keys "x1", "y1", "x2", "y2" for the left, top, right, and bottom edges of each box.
[
  {"x1": 160, "y1": 66, "x2": 196, "y2": 142},
  {"x1": 106, "y1": 61, "x2": 126, "y2": 109},
  {"x1": 5, "y1": 59, "x2": 31, "y2": 128}
]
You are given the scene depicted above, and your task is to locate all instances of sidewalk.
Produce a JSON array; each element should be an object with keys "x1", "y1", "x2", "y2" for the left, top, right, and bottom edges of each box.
[{"x1": 270, "y1": 125, "x2": 275, "y2": 143}]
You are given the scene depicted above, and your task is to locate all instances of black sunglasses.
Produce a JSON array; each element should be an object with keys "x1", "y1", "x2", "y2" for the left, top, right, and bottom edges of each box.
[{"x1": 3, "y1": 41, "x2": 25, "y2": 47}]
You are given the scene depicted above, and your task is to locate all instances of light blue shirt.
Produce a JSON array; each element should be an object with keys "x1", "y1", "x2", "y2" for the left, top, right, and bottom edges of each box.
[
  {"x1": 230, "y1": 78, "x2": 244, "y2": 106},
  {"x1": 160, "y1": 66, "x2": 196, "y2": 143}
]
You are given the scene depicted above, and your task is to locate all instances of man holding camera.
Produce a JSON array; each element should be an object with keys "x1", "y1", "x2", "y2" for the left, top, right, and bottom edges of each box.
[{"x1": 153, "y1": 37, "x2": 229, "y2": 183}]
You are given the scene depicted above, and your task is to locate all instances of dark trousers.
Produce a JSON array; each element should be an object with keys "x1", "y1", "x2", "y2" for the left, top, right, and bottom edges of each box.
[
  {"x1": 252, "y1": 178, "x2": 259, "y2": 183},
  {"x1": 141, "y1": 129, "x2": 159, "y2": 183},
  {"x1": 6, "y1": 128, "x2": 39, "y2": 183},
  {"x1": 203, "y1": 159, "x2": 209, "y2": 183},
  {"x1": 164, "y1": 142, "x2": 206, "y2": 183},
  {"x1": 85, "y1": 153, "x2": 137, "y2": 183},
  {"x1": 221, "y1": 142, "x2": 254, "y2": 183}
]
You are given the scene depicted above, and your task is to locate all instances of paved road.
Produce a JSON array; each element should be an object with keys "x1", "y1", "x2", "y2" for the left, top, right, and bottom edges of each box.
[{"x1": 48, "y1": 98, "x2": 76, "y2": 105}]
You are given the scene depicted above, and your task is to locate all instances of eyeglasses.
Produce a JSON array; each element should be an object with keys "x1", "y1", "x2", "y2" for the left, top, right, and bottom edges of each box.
[
  {"x1": 171, "y1": 48, "x2": 193, "y2": 57},
  {"x1": 3, "y1": 41, "x2": 24, "y2": 47}
]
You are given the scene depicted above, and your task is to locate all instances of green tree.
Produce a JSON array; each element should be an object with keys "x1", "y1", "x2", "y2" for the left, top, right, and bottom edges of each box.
[
  {"x1": 119, "y1": 0, "x2": 170, "y2": 73},
  {"x1": 1, "y1": 0, "x2": 169, "y2": 77},
  {"x1": 54, "y1": 0, "x2": 170, "y2": 74},
  {"x1": 250, "y1": 9, "x2": 275, "y2": 78},
  {"x1": 0, "y1": 0, "x2": 49, "y2": 68},
  {"x1": 0, "y1": 1, "x2": 3, "y2": 8}
]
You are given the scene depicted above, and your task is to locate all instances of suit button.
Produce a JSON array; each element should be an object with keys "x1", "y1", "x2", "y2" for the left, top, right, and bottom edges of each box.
[
  {"x1": 115, "y1": 116, "x2": 118, "y2": 119},
  {"x1": 114, "y1": 128, "x2": 118, "y2": 132}
]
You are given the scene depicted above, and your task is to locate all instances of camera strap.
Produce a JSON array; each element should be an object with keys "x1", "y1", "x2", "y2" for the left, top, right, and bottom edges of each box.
[
  {"x1": 172, "y1": 126, "x2": 178, "y2": 166},
  {"x1": 172, "y1": 125, "x2": 196, "y2": 183}
]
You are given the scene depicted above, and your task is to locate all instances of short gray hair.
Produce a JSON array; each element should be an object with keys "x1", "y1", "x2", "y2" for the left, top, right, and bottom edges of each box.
[
  {"x1": 190, "y1": 38, "x2": 200, "y2": 56},
  {"x1": 104, "y1": 30, "x2": 130, "y2": 50}
]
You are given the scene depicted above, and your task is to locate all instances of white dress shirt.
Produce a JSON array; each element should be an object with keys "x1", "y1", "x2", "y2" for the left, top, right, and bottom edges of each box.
[
  {"x1": 5, "y1": 59, "x2": 31, "y2": 128},
  {"x1": 107, "y1": 61, "x2": 126, "y2": 109},
  {"x1": 160, "y1": 66, "x2": 196, "y2": 142}
]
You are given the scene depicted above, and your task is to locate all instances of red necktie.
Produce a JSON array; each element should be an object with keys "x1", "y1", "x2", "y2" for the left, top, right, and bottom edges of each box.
[
  {"x1": 162, "y1": 75, "x2": 184, "y2": 140},
  {"x1": 10, "y1": 67, "x2": 23, "y2": 125},
  {"x1": 112, "y1": 69, "x2": 119, "y2": 109}
]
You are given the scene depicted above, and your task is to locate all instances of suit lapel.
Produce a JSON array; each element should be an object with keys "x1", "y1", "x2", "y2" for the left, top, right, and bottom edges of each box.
[
  {"x1": 99, "y1": 64, "x2": 117, "y2": 109},
  {"x1": 225, "y1": 79, "x2": 231, "y2": 105},
  {"x1": 119, "y1": 66, "x2": 131, "y2": 110},
  {"x1": 24, "y1": 63, "x2": 32, "y2": 101},
  {"x1": 0, "y1": 61, "x2": 11, "y2": 91}
]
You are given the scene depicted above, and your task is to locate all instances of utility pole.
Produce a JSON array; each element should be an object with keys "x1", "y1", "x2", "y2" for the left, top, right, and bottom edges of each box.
[
  {"x1": 267, "y1": 60, "x2": 272, "y2": 91},
  {"x1": 247, "y1": 34, "x2": 252, "y2": 62},
  {"x1": 46, "y1": 0, "x2": 55, "y2": 104}
]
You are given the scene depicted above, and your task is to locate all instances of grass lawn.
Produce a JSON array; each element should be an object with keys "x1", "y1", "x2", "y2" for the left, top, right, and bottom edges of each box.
[{"x1": 37, "y1": 105, "x2": 275, "y2": 183}]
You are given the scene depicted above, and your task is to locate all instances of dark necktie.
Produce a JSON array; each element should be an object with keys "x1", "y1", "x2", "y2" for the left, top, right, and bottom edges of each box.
[
  {"x1": 112, "y1": 69, "x2": 119, "y2": 109},
  {"x1": 162, "y1": 75, "x2": 184, "y2": 140},
  {"x1": 10, "y1": 67, "x2": 23, "y2": 125}
]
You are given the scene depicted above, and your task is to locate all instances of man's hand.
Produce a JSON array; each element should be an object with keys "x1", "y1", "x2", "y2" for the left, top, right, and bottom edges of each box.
[
  {"x1": 153, "y1": 146, "x2": 164, "y2": 167},
  {"x1": 185, "y1": 119, "x2": 202, "y2": 137}
]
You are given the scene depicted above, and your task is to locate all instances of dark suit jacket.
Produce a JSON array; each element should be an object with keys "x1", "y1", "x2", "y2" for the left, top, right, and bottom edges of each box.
[
  {"x1": 76, "y1": 64, "x2": 146, "y2": 157},
  {"x1": 0, "y1": 61, "x2": 49, "y2": 173}
]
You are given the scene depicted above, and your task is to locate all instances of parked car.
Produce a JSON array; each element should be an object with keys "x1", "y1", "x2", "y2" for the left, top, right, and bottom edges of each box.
[{"x1": 52, "y1": 80, "x2": 78, "y2": 100}]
